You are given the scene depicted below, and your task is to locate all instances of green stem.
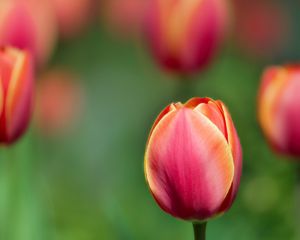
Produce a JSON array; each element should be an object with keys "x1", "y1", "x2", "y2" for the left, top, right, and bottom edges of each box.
[
  {"x1": 193, "y1": 222, "x2": 207, "y2": 240},
  {"x1": 174, "y1": 75, "x2": 195, "y2": 102}
]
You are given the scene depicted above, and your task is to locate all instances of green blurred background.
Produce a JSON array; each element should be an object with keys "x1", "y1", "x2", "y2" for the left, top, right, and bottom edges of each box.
[{"x1": 1, "y1": 0, "x2": 300, "y2": 239}]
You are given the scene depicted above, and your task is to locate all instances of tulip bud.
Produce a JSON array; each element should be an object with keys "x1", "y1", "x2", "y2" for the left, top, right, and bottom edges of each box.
[
  {"x1": 145, "y1": 0, "x2": 229, "y2": 74},
  {"x1": 144, "y1": 97, "x2": 242, "y2": 221},
  {"x1": 103, "y1": 0, "x2": 147, "y2": 38},
  {"x1": 0, "y1": 0, "x2": 57, "y2": 67},
  {"x1": 0, "y1": 47, "x2": 34, "y2": 144},
  {"x1": 258, "y1": 65, "x2": 300, "y2": 157},
  {"x1": 50, "y1": 0, "x2": 94, "y2": 38}
]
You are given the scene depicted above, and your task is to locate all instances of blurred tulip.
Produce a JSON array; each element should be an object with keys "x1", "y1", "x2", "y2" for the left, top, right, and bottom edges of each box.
[
  {"x1": 145, "y1": 97, "x2": 242, "y2": 221},
  {"x1": 103, "y1": 0, "x2": 147, "y2": 38},
  {"x1": 35, "y1": 69, "x2": 84, "y2": 137},
  {"x1": 0, "y1": 0, "x2": 57, "y2": 67},
  {"x1": 51, "y1": 0, "x2": 94, "y2": 38},
  {"x1": 258, "y1": 65, "x2": 300, "y2": 157},
  {"x1": 145, "y1": 0, "x2": 229, "y2": 74},
  {"x1": 233, "y1": 0, "x2": 290, "y2": 59},
  {"x1": 0, "y1": 47, "x2": 34, "y2": 144}
]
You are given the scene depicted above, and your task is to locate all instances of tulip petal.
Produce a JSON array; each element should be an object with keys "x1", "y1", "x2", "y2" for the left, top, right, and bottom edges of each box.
[
  {"x1": 194, "y1": 102, "x2": 226, "y2": 137},
  {"x1": 147, "y1": 103, "x2": 177, "y2": 142},
  {"x1": 6, "y1": 51, "x2": 33, "y2": 143},
  {"x1": 217, "y1": 102, "x2": 242, "y2": 211},
  {"x1": 258, "y1": 67, "x2": 289, "y2": 151},
  {"x1": 145, "y1": 107, "x2": 234, "y2": 220},
  {"x1": 274, "y1": 73, "x2": 300, "y2": 155}
]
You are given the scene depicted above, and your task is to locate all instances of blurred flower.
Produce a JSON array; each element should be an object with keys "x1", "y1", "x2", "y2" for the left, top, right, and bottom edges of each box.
[
  {"x1": 144, "y1": 97, "x2": 242, "y2": 221},
  {"x1": 258, "y1": 65, "x2": 300, "y2": 157},
  {"x1": 0, "y1": 0, "x2": 57, "y2": 67},
  {"x1": 50, "y1": 0, "x2": 94, "y2": 38},
  {"x1": 35, "y1": 69, "x2": 85, "y2": 137},
  {"x1": 145, "y1": 0, "x2": 229, "y2": 74},
  {"x1": 233, "y1": 0, "x2": 290, "y2": 59},
  {"x1": 102, "y1": 0, "x2": 148, "y2": 38},
  {"x1": 0, "y1": 47, "x2": 34, "y2": 144}
]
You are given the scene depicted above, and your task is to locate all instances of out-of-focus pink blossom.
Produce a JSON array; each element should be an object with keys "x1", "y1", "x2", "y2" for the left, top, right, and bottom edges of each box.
[
  {"x1": 103, "y1": 0, "x2": 148, "y2": 38},
  {"x1": 35, "y1": 69, "x2": 85, "y2": 137},
  {"x1": 258, "y1": 65, "x2": 300, "y2": 157},
  {"x1": 233, "y1": 0, "x2": 290, "y2": 59},
  {"x1": 0, "y1": 0, "x2": 57, "y2": 67},
  {"x1": 145, "y1": 0, "x2": 229, "y2": 74},
  {"x1": 50, "y1": 0, "x2": 94, "y2": 38}
]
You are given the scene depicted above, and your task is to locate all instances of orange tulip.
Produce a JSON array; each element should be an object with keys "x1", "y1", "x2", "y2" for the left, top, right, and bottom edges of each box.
[
  {"x1": 145, "y1": 0, "x2": 229, "y2": 74},
  {"x1": 145, "y1": 97, "x2": 242, "y2": 221},
  {"x1": 0, "y1": 47, "x2": 34, "y2": 144},
  {"x1": 258, "y1": 65, "x2": 300, "y2": 156}
]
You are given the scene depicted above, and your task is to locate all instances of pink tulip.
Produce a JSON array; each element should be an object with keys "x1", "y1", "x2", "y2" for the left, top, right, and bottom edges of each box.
[
  {"x1": 103, "y1": 0, "x2": 147, "y2": 38},
  {"x1": 35, "y1": 69, "x2": 84, "y2": 136},
  {"x1": 51, "y1": 0, "x2": 94, "y2": 38},
  {"x1": 145, "y1": 0, "x2": 229, "y2": 74},
  {"x1": 0, "y1": 0, "x2": 57, "y2": 66},
  {"x1": 145, "y1": 97, "x2": 242, "y2": 220},
  {"x1": 0, "y1": 46, "x2": 34, "y2": 144},
  {"x1": 258, "y1": 65, "x2": 300, "y2": 157}
]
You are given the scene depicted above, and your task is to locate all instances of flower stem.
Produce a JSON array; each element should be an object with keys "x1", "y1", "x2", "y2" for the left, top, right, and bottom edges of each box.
[
  {"x1": 175, "y1": 75, "x2": 195, "y2": 102},
  {"x1": 193, "y1": 222, "x2": 207, "y2": 240}
]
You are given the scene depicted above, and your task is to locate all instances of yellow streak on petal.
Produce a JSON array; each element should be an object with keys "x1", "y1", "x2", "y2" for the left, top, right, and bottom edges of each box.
[
  {"x1": 159, "y1": 0, "x2": 203, "y2": 55},
  {"x1": 5, "y1": 50, "x2": 27, "y2": 137},
  {"x1": 258, "y1": 67, "x2": 289, "y2": 145},
  {"x1": 0, "y1": 76, "x2": 3, "y2": 119}
]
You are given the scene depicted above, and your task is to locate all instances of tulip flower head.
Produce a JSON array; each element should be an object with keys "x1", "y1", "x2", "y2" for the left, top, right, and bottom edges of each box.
[
  {"x1": 0, "y1": 0, "x2": 57, "y2": 66},
  {"x1": 145, "y1": 97, "x2": 242, "y2": 221},
  {"x1": 51, "y1": 0, "x2": 94, "y2": 38},
  {"x1": 258, "y1": 65, "x2": 300, "y2": 157},
  {"x1": 146, "y1": 0, "x2": 229, "y2": 74},
  {"x1": 103, "y1": 0, "x2": 148, "y2": 38},
  {"x1": 0, "y1": 47, "x2": 34, "y2": 144}
]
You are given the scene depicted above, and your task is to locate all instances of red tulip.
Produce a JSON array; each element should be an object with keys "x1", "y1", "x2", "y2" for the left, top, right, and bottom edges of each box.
[
  {"x1": 0, "y1": 47, "x2": 34, "y2": 144},
  {"x1": 233, "y1": 0, "x2": 290, "y2": 59},
  {"x1": 258, "y1": 65, "x2": 300, "y2": 157},
  {"x1": 35, "y1": 69, "x2": 84, "y2": 137},
  {"x1": 145, "y1": 0, "x2": 229, "y2": 74},
  {"x1": 145, "y1": 97, "x2": 242, "y2": 221},
  {"x1": 0, "y1": 0, "x2": 57, "y2": 66}
]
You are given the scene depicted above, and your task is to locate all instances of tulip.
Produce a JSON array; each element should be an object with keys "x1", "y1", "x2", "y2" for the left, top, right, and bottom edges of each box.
[
  {"x1": 145, "y1": 0, "x2": 229, "y2": 74},
  {"x1": 50, "y1": 0, "x2": 94, "y2": 38},
  {"x1": 144, "y1": 97, "x2": 242, "y2": 222},
  {"x1": 103, "y1": 0, "x2": 147, "y2": 38},
  {"x1": 258, "y1": 65, "x2": 300, "y2": 157},
  {"x1": 0, "y1": 46, "x2": 34, "y2": 144},
  {"x1": 35, "y1": 69, "x2": 84, "y2": 137},
  {"x1": 0, "y1": 0, "x2": 57, "y2": 66},
  {"x1": 233, "y1": 0, "x2": 290, "y2": 59}
]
